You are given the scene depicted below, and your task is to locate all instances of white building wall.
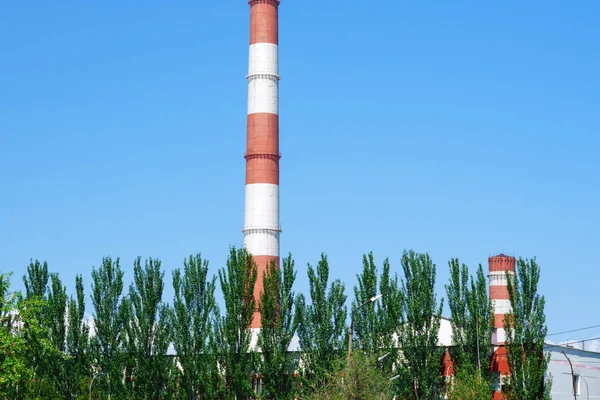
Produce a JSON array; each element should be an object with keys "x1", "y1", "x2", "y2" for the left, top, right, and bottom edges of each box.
[{"x1": 547, "y1": 345, "x2": 600, "y2": 399}]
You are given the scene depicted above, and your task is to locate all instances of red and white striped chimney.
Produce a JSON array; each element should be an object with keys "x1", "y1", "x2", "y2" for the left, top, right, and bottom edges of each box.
[
  {"x1": 244, "y1": 0, "x2": 281, "y2": 329},
  {"x1": 488, "y1": 254, "x2": 515, "y2": 344},
  {"x1": 489, "y1": 254, "x2": 515, "y2": 399}
]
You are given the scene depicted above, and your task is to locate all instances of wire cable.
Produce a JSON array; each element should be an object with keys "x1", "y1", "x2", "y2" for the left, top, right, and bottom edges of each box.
[
  {"x1": 544, "y1": 336, "x2": 600, "y2": 350},
  {"x1": 547, "y1": 324, "x2": 600, "y2": 337}
]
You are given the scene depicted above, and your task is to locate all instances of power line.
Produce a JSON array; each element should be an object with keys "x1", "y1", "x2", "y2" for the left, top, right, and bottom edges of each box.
[
  {"x1": 544, "y1": 336, "x2": 600, "y2": 350},
  {"x1": 547, "y1": 324, "x2": 600, "y2": 337}
]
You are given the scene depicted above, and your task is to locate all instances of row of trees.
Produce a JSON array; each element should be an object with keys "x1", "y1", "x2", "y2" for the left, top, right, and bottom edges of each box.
[{"x1": 0, "y1": 248, "x2": 550, "y2": 399}]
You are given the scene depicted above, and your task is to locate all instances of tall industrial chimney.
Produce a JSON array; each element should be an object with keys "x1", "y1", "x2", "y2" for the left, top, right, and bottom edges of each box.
[
  {"x1": 488, "y1": 254, "x2": 516, "y2": 398},
  {"x1": 243, "y1": 0, "x2": 281, "y2": 329},
  {"x1": 488, "y1": 254, "x2": 515, "y2": 344}
]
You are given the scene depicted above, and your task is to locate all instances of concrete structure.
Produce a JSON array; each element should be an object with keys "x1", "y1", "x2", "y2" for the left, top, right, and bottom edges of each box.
[
  {"x1": 488, "y1": 254, "x2": 516, "y2": 399},
  {"x1": 547, "y1": 343, "x2": 600, "y2": 399},
  {"x1": 243, "y1": 0, "x2": 282, "y2": 329}
]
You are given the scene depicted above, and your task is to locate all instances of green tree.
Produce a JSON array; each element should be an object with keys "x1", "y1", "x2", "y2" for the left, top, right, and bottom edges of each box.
[
  {"x1": 47, "y1": 273, "x2": 69, "y2": 397},
  {"x1": 295, "y1": 254, "x2": 347, "y2": 391},
  {"x1": 396, "y1": 250, "x2": 444, "y2": 399},
  {"x1": 446, "y1": 367, "x2": 491, "y2": 400},
  {"x1": 127, "y1": 256, "x2": 172, "y2": 399},
  {"x1": 172, "y1": 253, "x2": 221, "y2": 399},
  {"x1": 23, "y1": 259, "x2": 49, "y2": 299},
  {"x1": 445, "y1": 259, "x2": 493, "y2": 379},
  {"x1": 352, "y1": 253, "x2": 401, "y2": 376},
  {"x1": 503, "y1": 257, "x2": 551, "y2": 400},
  {"x1": 21, "y1": 260, "x2": 62, "y2": 397},
  {"x1": 216, "y1": 246, "x2": 257, "y2": 399},
  {"x1": 303, "y1": 350, "x2": 394, "y2": 400},
  {"x1": 352, "y1": 253, "x2": 379, "y2": 353},
  {"x1": 18, "y1": 295, "x2": 64, "y2": 398},
  {"x1": 90, "y1": 256, "x2": 129, "y2": 399},
  {"x1": 66, "y1": 274, "x2": 90, "y2": 399},
  {"x1": 0, "y1": 273, "x2": 32, "y2": 399},
  {"x1": 257, "y1": 254, "x2": 298, "y2": 399}
]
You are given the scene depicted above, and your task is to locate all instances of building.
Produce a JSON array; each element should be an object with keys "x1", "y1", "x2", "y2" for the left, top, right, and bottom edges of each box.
[{"x1": 546, "y1": 343, "x2": 600, "y2": 399}]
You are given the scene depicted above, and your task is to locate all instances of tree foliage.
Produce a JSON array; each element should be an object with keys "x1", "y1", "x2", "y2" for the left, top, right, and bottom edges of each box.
[
  {"x1": 90, "y1": 256, "x2": 129, "y2": 398},
  {"x1": 445, "y1": 259, "x2": 493, "y2": 378},
  {"x1": 171, "y1": 253, "x2": 220, "y2": 399},
  {"x1": 257, "y1": 254, "x2": 298, "y2": 399},
  {"x1": 23, "y1": 259, "x2": 49, "y2": 299},
  {"x1": 352, "y1": 253, "x2": 401, "y2": 375},
  {"x1": 302, "y1": 350, "x2": 394, "y2": 400},
  {"x1": 126, "y1": 256, "x2": 172, "y2": 399},
  {"x1": 446, "y1": 367, "x2": 491, "y2": 400},
  {"x1": 0, "y1": 273, "x2": 32, "y2": 399},
  {"x1": 0, "y1": 249, "x2": 554, "y2": 399},
  {"x1": 47, "y1": 273, "x2": 69, "y2": 398},
  {"x1": 295, "y1": 254, "x2": 347, "y2": 390},
  {"x1": 503, "y1": 257, "x2": 551, "y2": 400},
  {"x1": 66, "y1": 274, "x2": 89, "y2": 399},
  {"x1": 396, "y1": 250, "x2": 444, "y2": 399},
  {"x1": 216, "y1": 246, "x2": 257, "y2": 399}
]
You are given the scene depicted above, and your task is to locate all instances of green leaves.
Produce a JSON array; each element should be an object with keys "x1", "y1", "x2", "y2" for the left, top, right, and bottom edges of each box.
[
  {"x1": 217, "y1": 246, "x2": 258, "y2": 399},
  {"x1": 90, "y1": 256, "x2": 128, "y2": 398},
  {"x1": 171, "y1": 253, "x2": 220, "y2": 399},
  {"x1": 445, "y1": 260, "x2": 493, "y2": 378},
  {"x1": 352, "y1": 253, "x2": 400, "y2": 375},
  {"x1": 295, "y1": 254, "x2": 347, "y2": 391},
  {"x1": 397, "y1": 250, "x2": 444, "y2": 400},
  {"x1": 257, "y1": 254, "x2": 298, "y2": 399},
  {"x1": 66, "y1": 274, "x2": 89, "y2": 399},
  {"x1": 127, "y1": 257, "x2": 172, "y2": 399},
  {"x1": 23, "y1": 259, "x2": 49, "y2": 299},
  {"x1": 2, "y1": 249, "x2": 553, "y2": 399},
  {"x1": 503, "y1": 257, "x2": 551, "y2": 400}
]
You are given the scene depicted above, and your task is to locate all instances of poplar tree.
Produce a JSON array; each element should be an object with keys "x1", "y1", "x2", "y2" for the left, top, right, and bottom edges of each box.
[
  {"x1": 23, "y1": 259, "x2": 49, "y2": 299},
  {"x1": 445, "y1": 259, "x2": 493, "y2": 377},
  {"x1": 127, "y1": 257, "x2": 172, "y2": 399},
  {"x1": 91, "y1": 256, "x2": 128, "y2": 398},
  {"x1": 503, "y1": 257, "x2": 551, "y2": 400},
  {"x1": 352, "y1": 253, "x2": 379, "y2": 353},
  {"x1": 216, "y1": 246, "x2": 257, "y2": 399},
  {"x1": 66, "y1": 275, "x2": 89, "y2": 399},
  {"x1": 295, "y1": 254, "x2": 347, "y2": 390},
  {"x1": 397, "y1": 250, "x2": 443, "y2": 399},
  {"x1": 47, "y1": 273, "x2": 69, "y2": 397},
  {"x1": 257, "y1": 254, "x2": 297, "y2": 399},
  {"x1": 22, "y1": 260, "x2": 58, "y2": 395},
  {"x1": 171, "y1": 253, "x2": 220, "y2": 399},
  {"x1": 352, "y1": 253, "x2": 401, "y2": 375},
  {"x1": 0, "y1": 273, "x2": 31, "y2": 398}
]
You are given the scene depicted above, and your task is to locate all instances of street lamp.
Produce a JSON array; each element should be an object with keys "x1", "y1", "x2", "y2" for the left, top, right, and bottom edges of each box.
[
  {"x1": 89, "y1": 371, "x2": 107, "y2": 400},
  {"x1": 347, "y1": 294, "x2": 382, "y2": 359}
]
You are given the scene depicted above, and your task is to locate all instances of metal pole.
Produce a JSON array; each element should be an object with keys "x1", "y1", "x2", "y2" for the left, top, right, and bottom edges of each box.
[
  {"x1": 580, "y1": 374, "x2": 590, "y2": 400},
  {"x1": 89, "y1": 374, "x2": 97, "y2": 400},
  {"x1": 347, "y1": 318, "x2": 353, "y2": 360},
  {"x1": 347, "y1": 294, "x2": 382, "y2": 360},
  {"x1": 89, "y1": 372, "x2": 106, "y2": 400},
  {"x1": 562, "y1": 352, "x2": 577, "y2": 400},
  {"x1": 89, "y1": 374, "x2": 96, "y2": 400},
  {"x1": 476, "y1": 313, "x2": 481, "y2": 373}
]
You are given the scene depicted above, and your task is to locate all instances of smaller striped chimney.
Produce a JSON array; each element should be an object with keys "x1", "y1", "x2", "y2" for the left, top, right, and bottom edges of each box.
[
  {"x1": 488, "y1": 254, "x2": 515, "y2": 344},
  {"x1": 489, "y1": 254, "x2": 515, "y2": 399}
]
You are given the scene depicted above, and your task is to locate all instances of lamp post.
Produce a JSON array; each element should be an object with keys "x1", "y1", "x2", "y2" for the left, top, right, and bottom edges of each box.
[
  {"x1": 347, "y1": 294, "x2": 382, "y2": 360},
  {"x1": 89, "y1": 372, "x2": 107, "y2": 400},
  {"x1": 580, "y1": 374, "x2": 590, "y2": 400}
]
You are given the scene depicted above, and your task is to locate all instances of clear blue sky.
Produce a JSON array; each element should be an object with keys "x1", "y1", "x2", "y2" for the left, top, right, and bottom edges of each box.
[{"x1": 1, "y1": 1, "x2": 598, "y2": 343}]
